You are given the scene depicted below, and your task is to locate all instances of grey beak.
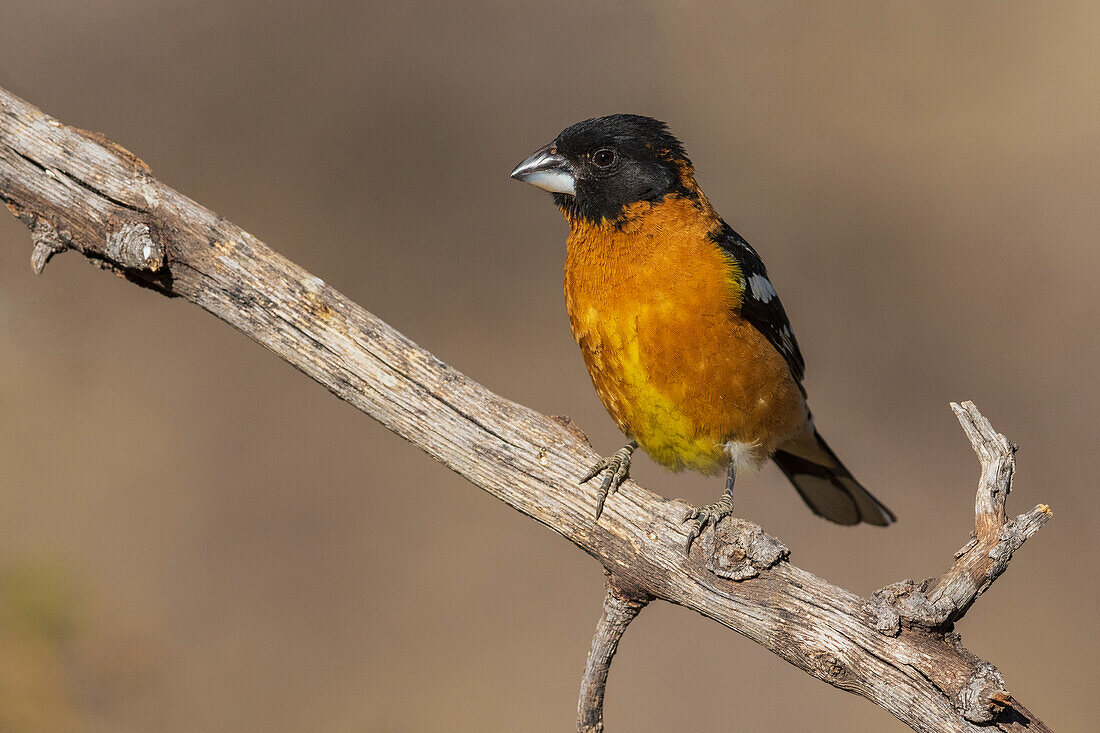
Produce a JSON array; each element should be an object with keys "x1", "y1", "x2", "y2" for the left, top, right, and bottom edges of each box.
[{"x1": 509, "y1": 143, "x2": 575, "y2": 195}]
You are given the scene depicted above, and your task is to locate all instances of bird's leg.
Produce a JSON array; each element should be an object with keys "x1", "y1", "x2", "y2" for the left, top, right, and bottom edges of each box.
[
  {"x1": 581, "y1": 440, "x2": 638, "y2": 520},
  {"x1": 683, "y1": 461, "x2": 736, "y2": 551}
]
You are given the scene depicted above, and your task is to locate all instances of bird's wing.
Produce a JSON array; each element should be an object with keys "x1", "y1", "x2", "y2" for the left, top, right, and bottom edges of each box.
[{"x1": 712, "y1": 223, "x2": 806, "y2": 384}]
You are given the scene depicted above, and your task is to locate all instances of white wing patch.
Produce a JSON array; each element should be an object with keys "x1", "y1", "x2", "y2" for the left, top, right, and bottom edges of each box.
[
  {"x1": 747, "y1": 273, "x2": 777, "y2": 303},
  {"x1": 714, "y1": 223, "x2": 806, "y2": 382}
]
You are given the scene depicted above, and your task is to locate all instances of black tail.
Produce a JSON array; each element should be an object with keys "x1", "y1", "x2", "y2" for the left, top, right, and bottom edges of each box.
[{"x1": 772, "y1": 430, "x2": 895, "y2": 526}]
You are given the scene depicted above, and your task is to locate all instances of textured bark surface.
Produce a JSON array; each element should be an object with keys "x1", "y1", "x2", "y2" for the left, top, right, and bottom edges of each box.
[
  {"x1": 0, "y1": 85, "x2": 1053, "y2": 732},
  {"x1": 578, "y1": 578, "x2": 650, "y2": 733}
]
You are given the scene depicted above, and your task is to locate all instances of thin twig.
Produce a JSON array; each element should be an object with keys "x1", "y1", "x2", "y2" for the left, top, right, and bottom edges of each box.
[
  {"x1": 867, "y1": 402, "x2": 1053, "y2": 639},
  {"x1": 578, "y1": 577, "x2": 650, "y2": 733}
]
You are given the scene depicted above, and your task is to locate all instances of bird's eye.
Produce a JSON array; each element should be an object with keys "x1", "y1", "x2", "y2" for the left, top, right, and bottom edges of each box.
[{"x1": 592, "y1": 149, "x2": 616, "y2": 168}]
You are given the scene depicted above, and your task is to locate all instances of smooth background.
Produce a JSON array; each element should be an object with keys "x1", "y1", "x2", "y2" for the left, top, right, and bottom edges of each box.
[{"x1": 0, "y1": 2, "x2": 1095, "y2": 730}]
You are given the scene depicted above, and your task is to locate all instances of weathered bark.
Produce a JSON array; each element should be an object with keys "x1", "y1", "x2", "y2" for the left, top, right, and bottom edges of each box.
[
  {"x1": 0, "y1": 85, "x2": 1052, "y2": 731},
  {"x1": 578, "y1": 577, "x2": 650, "y2": 733}
]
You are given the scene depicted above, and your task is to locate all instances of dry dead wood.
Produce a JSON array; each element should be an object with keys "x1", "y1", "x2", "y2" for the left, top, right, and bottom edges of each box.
[{"x1": 0, "y1": 85, "x2": 1052, "y2": 731}]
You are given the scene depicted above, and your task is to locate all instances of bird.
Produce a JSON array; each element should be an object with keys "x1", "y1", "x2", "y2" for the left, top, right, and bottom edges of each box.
[{"x1": 509, "y1": 114, "x2": 894, "y2": 550}]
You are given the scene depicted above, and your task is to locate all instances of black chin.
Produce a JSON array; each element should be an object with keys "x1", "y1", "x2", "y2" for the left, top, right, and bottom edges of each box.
[{"x1": 553, "y1": 192, "x2": 579, "y2": 219}]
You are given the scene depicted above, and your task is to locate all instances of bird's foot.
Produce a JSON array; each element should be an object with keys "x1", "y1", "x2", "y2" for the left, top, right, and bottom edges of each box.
[
  {"x1": 580, "y1": 441, "x2": 637, "y2": 520},
  {"x1": 683, "y1": 493, "x2": 734, "y2": 551}
]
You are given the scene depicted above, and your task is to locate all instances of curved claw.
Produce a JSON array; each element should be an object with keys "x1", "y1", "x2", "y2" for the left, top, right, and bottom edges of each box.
[
  {"x1": 580, "y1": 457, "x2": 612, "y2": 484},
  {"x1": 581, "y1": 442, "x2": 636, "y2": 520},
  {"x1": 683, "y1": 497, "x2": 734, "y2": 551}
]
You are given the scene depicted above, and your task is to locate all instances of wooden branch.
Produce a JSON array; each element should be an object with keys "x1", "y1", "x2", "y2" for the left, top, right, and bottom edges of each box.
[
  {"x1": 578, "y1": 576, "x2": 650, "y2": 733},
  {"x1": 867, "y1": 403, "x2": 1052, "y2": 637},
  {"x1": 0, "y1": 85, "x2": 1053, "y2": 732}
]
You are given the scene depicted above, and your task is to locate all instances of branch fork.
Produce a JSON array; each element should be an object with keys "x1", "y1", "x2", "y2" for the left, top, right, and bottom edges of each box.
[{"x1": 867, "y1": 402, "x2": 1052, "y2": 637}]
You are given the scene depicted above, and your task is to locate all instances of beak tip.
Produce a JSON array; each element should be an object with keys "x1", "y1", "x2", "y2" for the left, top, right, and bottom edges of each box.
[{"x1": 509, "y1": 143, "x2": 576, "y2": 195}]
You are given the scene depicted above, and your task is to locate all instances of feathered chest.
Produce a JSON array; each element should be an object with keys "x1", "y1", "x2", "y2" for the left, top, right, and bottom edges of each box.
[
  {"x1": 563, "y1": 199, "x2": 741, "y2": 357},
  {"x1": 560, "y1": 198, "x2": 807, "y2": 472}
]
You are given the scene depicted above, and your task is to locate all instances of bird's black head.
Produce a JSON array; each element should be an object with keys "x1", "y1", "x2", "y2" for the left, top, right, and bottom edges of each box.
[{"x1": 510, "y1": 114, "x2": 696, "y2": 224}]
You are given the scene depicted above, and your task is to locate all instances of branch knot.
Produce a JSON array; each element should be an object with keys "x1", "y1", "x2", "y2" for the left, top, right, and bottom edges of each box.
[
  {"x1": 104, "y1": 221, "x2": 164, "y2": 271},
  {"x1": 954, "y1": 661, "x2": 1008, "y2": 723},
  {"x1": 704, "y1": 517, "x2": 789, "y2": 581},
  {"x1": 865, "y1": 577, "x2": 955, "y2": 635}
]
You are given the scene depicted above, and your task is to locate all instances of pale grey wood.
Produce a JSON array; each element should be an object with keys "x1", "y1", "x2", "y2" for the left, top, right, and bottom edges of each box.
[
  {"x1": 0, "y1": 85, "x2": 1052, "y2": 732},
  {"x1": 578, "y1": 578, "x2": 649, "y2": 733}
]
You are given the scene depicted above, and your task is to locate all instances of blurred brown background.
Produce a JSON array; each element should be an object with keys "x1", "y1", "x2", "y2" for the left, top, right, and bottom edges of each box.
[{"x1": 0, "y1": 1, "x2": 1096, "y2": 730}]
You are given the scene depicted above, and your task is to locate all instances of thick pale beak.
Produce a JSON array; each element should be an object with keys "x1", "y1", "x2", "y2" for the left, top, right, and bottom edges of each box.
[{"x1": 509, "y1": 143, "x2": 575, "y2": 195}]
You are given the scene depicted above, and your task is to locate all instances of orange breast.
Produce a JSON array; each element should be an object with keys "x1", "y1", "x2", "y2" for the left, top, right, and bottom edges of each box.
[{"x1": 563, "y1": 195, "x2": 807, "y2": 473}]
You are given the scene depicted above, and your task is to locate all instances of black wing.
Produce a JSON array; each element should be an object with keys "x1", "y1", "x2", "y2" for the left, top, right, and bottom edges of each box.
[{"x1": 711, "y1": 222, "x2": 806, "y2": 384}]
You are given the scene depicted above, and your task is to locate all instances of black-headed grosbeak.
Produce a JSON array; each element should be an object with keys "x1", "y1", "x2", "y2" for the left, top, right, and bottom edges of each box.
[{"x1": 511, "y1": 114, "x2": 894, "y2": 549}]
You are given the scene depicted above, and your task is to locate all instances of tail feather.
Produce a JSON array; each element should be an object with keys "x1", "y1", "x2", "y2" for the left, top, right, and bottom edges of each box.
[{"x1": 772, "y1": 430, "x2": 895, "y2": 526}]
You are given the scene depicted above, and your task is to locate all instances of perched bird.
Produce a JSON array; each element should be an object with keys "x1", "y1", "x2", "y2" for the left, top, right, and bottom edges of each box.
[{"x1": 510, "y1": 114, "x2": 894, "y2": 549}]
